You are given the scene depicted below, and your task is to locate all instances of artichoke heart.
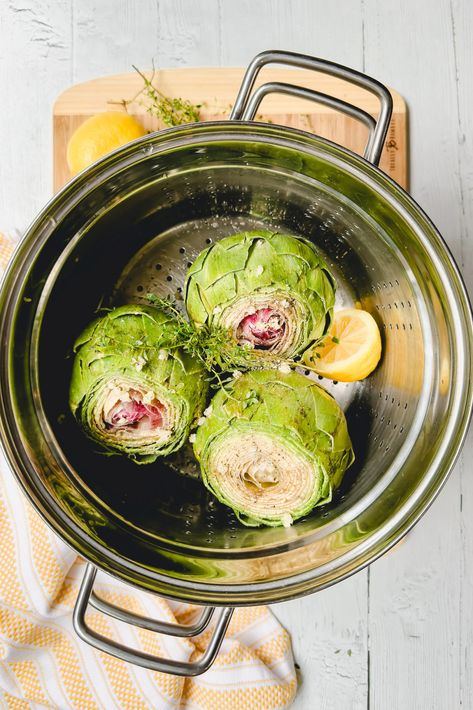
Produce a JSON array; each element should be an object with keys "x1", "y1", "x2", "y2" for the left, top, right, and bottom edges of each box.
[
  {"x1": 193, "y1": 370, "x2": 354, "y2": 527},
  {"x1": 185, "y1": 230, "x2": 335, "y2": 366},
  {"x1": 69, "y1": 305, "x2": 208, "y2": 463}
]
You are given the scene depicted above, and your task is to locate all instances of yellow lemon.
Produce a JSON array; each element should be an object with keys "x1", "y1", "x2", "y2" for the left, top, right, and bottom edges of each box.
[
  {"x1": 67, "y1": 112, "x2": 146, "y2": 176},
  {"x1": 304, "y1": 308, "x2": 382, "y2": 382}
]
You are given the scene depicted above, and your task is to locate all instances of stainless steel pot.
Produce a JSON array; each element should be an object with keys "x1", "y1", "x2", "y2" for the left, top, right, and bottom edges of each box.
[{"x1": 0, "y1": 51, "x2": 471, "y2": 676}]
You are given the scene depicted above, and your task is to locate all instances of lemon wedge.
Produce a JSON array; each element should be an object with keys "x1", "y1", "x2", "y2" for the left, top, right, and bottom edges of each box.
[
  {"x1": 67, "y1": 112, "x2": 146, "y2": 176},
  {"x1": 303, "y1": 308, "x2": 382, "y2": 382}
]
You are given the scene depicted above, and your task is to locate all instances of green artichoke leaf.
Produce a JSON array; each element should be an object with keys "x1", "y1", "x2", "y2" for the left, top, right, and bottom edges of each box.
[
  {"x1": 69, "y1": 304, "x2": 208, "y2": 463},
  {"x1": 185, "y1": 230, "x2": 336, "y2": 367},
  {"x1": 193, "y1": 370, "x2": 353, "y2": 527}
]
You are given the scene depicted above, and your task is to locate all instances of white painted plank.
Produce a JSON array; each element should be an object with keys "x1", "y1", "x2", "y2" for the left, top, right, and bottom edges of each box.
[
  {"x1": 448, "y1": 2, "x2": 473, "y2": 709},
  {"x1": 368, "y1": 480, "x2": 461, "y2": 709},
  {"x1": 73, "y1": 0, "x2": 159, "y2": 82},
  {"x1": 0, "y1": 0, "x2": 72, "y2": 230},
  {"x1": 73, "y1": 0, "x2": 221, "y2": 84},
  {"x1": 274, "y1": 573, "x2": 368, "y2": 710},
  {"x1": 155, "y1": 0, "x2": 221, "y2": 67},
  {"x1": 362, "y1": 0, "x2": 465, "y2": 707},
  {"x1": 447, "y1": 0, "x2": 473, "y2": 293},
  {"x1": 219, "y1": 0, "x2": 367, "y2": 69},
  {"x1": 460, "y1": 427, "x2": 473, "y2": 709}
]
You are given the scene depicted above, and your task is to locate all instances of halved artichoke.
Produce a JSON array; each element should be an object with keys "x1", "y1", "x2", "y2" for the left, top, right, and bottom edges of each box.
[
  {"x1": 185, "y1": 231, "x2": 335, "y2": 367},
  {"x1": 193, "y1": 370, "x2": 354, "y2": 527},
  {"x1": 69, "y1": 305, "x2": 208, "y2": 463}
]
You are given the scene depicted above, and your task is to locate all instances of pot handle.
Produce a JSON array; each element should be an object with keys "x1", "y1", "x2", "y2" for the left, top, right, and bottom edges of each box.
[
  {"x1": 73, "y1": 563, "x2": 234, "y2": 677},
  {"x1": 230, "y1": 49, "x2": 393, "y2": 166}
]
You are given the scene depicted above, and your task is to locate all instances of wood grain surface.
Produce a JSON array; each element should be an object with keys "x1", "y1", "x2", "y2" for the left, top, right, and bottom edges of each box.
[
  {"x1": 1, "y1": 2, "x2": 472, "y2": 709},
  {"x1": 53, "y1": 67, "x2": 407, "y2": 191}
]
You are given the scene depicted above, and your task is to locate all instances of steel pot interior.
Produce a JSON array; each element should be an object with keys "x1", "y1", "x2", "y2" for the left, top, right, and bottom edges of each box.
[{"x1": 0, "y1": 122, "x2": 471, "y2": 604}]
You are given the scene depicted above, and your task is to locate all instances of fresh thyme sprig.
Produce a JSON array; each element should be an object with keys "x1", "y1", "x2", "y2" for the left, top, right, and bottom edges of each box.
[
  {"x1": 146, "y1": 293, "x2": 294, "y2": 388},
  {"x1": 133, "y1": 64, "x2": 201, "y2": 127},
  {"x1": 109, "y1": 63, "x2": 201, "y2": 127}
]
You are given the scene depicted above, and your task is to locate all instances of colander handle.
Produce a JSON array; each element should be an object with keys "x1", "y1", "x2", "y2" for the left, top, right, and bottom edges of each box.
[
  {"x1": 73, "y1": 563, "x2": 234, "y2": 677},
  {"x1": 231, "y1": 49, "x2": 393, "y2": 166}
]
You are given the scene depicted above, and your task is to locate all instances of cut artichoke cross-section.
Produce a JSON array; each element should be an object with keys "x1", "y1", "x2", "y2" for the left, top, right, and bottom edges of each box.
[
  {"x1": 69, "y1": 305, "x2": 208, "y2": 463},
  {"x1": 185, "y1": 230, "x2": 336, "y2": 367},
  {"x1": 193, "y1": 370, "x2": 354, "y2": 526}
]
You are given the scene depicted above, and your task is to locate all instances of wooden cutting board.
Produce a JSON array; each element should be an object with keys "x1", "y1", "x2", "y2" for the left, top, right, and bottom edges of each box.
[{"x1": 53, "y1": 67, "x2": 407, "y2": 192}]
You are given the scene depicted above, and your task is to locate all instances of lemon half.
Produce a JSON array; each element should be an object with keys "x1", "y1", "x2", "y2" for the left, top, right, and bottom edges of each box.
[{"x1": 304, "y1": 308, "x2": 382, "y2": 382}]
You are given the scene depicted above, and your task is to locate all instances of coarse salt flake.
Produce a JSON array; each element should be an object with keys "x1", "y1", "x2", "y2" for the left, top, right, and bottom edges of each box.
[
  {"x1": 281, "y1": 513, "x2": 293, "y2": 528},
  {"x1": 255, "y1": 265, "x2": 264, "y2": 276},
  {"x1": 131, "y1": 356, "x2": 146, "y2": 371},
  {"x1": 189, "y1": 433, "x2": 196, "y2": 443}
]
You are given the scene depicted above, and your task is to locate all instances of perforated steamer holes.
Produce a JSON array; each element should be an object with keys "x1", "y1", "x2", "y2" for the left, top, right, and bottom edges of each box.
[
  {"x1": 372, "y1": 281, "x2": 415, "y2": 331},
  {"x1": 114, "y1": 220, "x2": 235, "y2": 306}
]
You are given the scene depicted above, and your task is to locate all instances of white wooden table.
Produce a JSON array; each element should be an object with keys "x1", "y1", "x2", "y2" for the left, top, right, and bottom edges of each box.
[{"x1": 1, "y1": 1, "x2": 472, "y2": 707}]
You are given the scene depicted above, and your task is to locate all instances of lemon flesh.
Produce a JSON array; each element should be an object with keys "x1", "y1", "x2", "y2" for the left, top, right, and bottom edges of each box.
[{"x1": 304, "y1": 308, "x2": 382, "y2": 382}]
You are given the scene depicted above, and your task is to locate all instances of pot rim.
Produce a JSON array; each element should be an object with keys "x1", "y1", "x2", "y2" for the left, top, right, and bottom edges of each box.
[{"x1": 0, "y1": 120, "x2": 472, "y2": 604}]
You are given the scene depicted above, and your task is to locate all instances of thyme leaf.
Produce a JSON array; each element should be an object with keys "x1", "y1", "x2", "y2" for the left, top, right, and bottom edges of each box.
[
  {"x1": 146, "y1": 293, "x2": 292, "y2": 389},
  {"x1": 132, "y1": 63, "x2": 201, "y2": 127}
]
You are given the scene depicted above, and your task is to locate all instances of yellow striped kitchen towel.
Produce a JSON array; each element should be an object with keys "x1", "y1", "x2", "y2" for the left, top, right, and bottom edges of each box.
[{"x1": 0, "y1": 232, "x2": 297, "y2": 710}]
